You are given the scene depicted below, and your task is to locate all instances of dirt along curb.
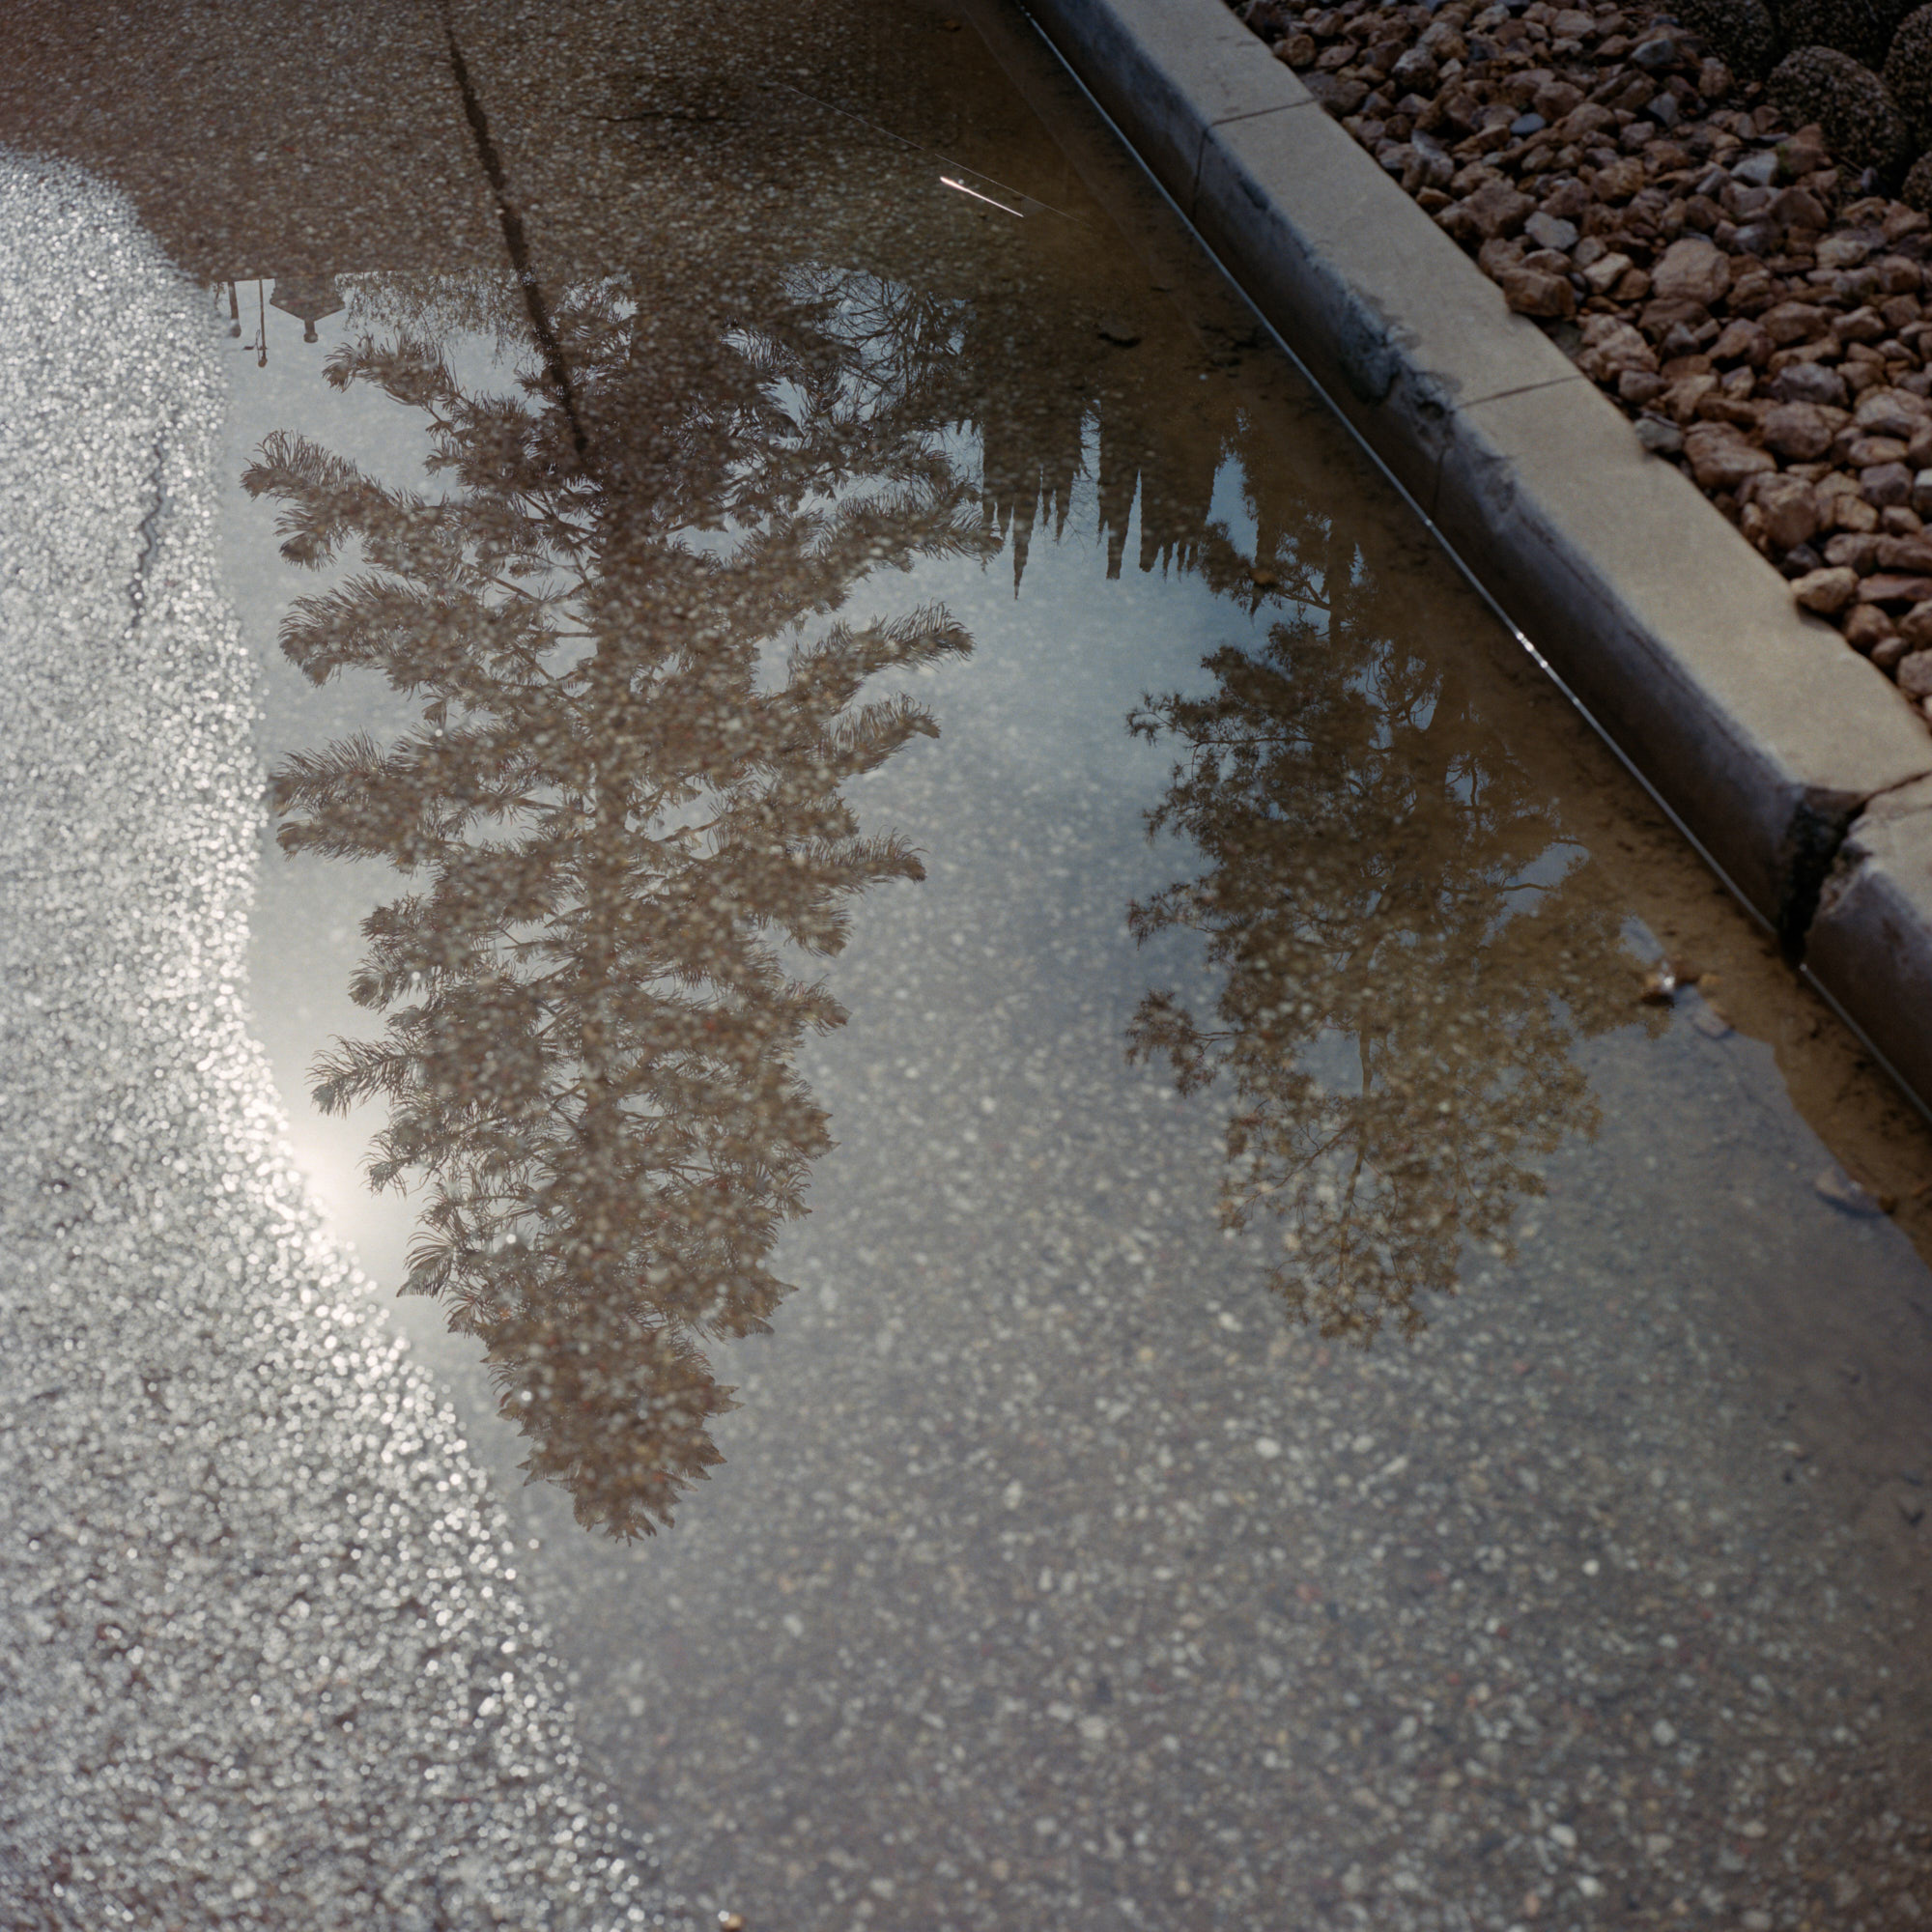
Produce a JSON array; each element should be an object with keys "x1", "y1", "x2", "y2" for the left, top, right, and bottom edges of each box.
[{"x1": 1014, "y1": 0, "x2": 1932, "y2": 1108}]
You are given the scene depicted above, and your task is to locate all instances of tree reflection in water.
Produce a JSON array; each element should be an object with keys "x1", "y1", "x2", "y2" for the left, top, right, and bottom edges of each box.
[
  {"x1": 1127, "y1": 559, "x2": 1664, "y2": 1344},
  {"x1": 244, "y1": 273, "x2": 984, "y2": 1538}
]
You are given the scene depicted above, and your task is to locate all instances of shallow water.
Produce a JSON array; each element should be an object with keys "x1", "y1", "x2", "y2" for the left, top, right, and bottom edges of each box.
[{"x1": 7, "y1": 0, "x2": 1932, "y2": 1926}]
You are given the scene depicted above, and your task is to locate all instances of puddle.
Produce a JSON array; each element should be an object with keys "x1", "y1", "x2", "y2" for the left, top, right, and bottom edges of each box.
[{"x1": 6, "y1": 0, "x2": 1932, "y2": 1924}]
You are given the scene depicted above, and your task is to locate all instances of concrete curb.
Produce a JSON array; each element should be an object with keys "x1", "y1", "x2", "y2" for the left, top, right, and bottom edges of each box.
[
  {"x1": 1016, "y1": 0, "x2": 1932, "y2": 1098},
  {"x1": 1810, "y1": 778, "x2": 1932, "y2": 1106}
]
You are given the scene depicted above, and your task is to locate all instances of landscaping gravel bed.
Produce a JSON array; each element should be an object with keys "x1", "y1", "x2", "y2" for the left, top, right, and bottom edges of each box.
[{"x1": 1232, "y1": 0, "x2": 1932, "y2": 717}]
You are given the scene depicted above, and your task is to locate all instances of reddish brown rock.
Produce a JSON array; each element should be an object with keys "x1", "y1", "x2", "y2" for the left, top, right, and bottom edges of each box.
[
  {"x1": 1463, "y1": 179, "x2": 1536, "y2": 237},
  {"x1": 1520, "y1": 246, "x2": 1574, "y2": 280},
  {"x1": 1652, "y1": 236, "x2": 1732, "y2": 305},
  {"x1": 1305, "y1": 72, "x2": 1370, "y2": 113},
  {"x1": 1852, "y1": 570, "x2": 1932, "y2": 603},
  {"x1": 1864, "y1": 461, "x2": 1917, "y2": 505},
  {"x1": 1643, "y1": 296, "x2": 1715, "y2": 344},
  {"x1": 1578, "y1": 316, "x2": 1658, "y2": 381},
  {"x1": 1756, "y1": 476, "x2": 1822, "y2": 548},
  {"x1": 1592, "y1": 156, "x2": 1647, "y2": 200},
  {"x1": 1711, "y1": 318, "x2": 1775, "y2": 366},
  {"x1": 1498, "y1": 266, "x2": 1577, "y2": 317},
  {"x1": 1762, "y1": 400, "x2": 1841, "y2": 460},
  {"x1": 1771, "y1": 185, "x2": 1830, "y2": 229},
  {"x1": 1825, "y1": 530, "x2": 1882, "y2": 571},
  {"x1": 1684, "y1": 424, "x2": 1778, "y2": 490},
  {"x1": 1792, "y1": 564, "x2": 1861, "y2": 611},
  {"x1": 1845, "y1": 602, "x2": 1898, "y2": 651},
  {"x1": 1388, "y1": 44, "x2": 1440, "y2": 90},
  {"x1": 1581, "y1": 250, "x2": 1635, "y2": 296},
  {"x1": 1770, "y1": 362, "x2": 1851, "y2": 407},
  {"x1": 1848, "y1": 435, "x2": 1913, "y2": 467},
  {"x1": 1477, "y1": 235, "x2": 1528, "y2": 279},
  {"x1": 1545, "y1": 189, "x2": 1594, "y2": 233},
  {"x1": 1558, "y1": 101, "x2": 1618, "y2": 140},
  {"x1": 1875, "y1": 532, "x2": 1932, "y2": 571},
  {"x1": 1666, "y1": 374, "x2": 1720, "y2": 422},
  {"x1": 1761, "y1": 300, "x2": 1834, "y2": 345},
  {"x1": 1854, "y1": 387, "x2": 1932, "y2": 438},
  {"x1": 1697, "y1": 393, "x2": 1766, "y2": 428}
]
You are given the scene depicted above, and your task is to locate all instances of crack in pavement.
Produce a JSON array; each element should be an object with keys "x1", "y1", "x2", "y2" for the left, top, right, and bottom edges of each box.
[{"x1": 126, "y1": 432, "x2": 167, "y2": 637}]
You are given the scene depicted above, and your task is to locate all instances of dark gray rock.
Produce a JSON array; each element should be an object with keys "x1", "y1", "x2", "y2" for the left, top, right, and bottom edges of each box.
[{"x1": 1769, "y1": 359, "x2": 1851, "y2": 405}]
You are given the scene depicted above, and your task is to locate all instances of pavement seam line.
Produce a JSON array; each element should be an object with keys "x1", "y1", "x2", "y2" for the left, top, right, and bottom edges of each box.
[
  {"x1": 1456, "y1": 370, "x2": 1593, "y2": 411},
  {"x1": 1206, "y1": 99, "x2": 1320, "y2": 130},
  {"x1": 434, "y1": 2, "x2": 589, "y2": 465}
]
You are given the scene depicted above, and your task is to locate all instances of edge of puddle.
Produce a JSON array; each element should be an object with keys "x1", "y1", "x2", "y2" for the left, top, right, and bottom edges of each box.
[{"x1": 991, "y1": 0, "x2": 1932, "y2": 1119}]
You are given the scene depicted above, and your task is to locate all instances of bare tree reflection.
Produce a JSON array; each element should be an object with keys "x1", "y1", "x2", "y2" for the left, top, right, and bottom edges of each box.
[
  {"x1": 245, "y1": 276, "x2": 983, "y2": 1537},
  {"x1": 1127, "y1": 568, "x2": 1662, "y2": 1342}
]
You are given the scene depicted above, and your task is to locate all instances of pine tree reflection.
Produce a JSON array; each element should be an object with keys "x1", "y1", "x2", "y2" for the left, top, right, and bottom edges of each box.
[
  {"x1": 244, "y1": 278, "x2": 982, "y2": 1537},
  {"x1": 1127, "y1": 569, "x2": 1662, "y2": 1343}
]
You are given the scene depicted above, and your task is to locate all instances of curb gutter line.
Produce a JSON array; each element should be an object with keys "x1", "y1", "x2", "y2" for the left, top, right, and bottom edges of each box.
[{"x1": 1015, "y1": 0, "x2": 1932, "y2": 1108}]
